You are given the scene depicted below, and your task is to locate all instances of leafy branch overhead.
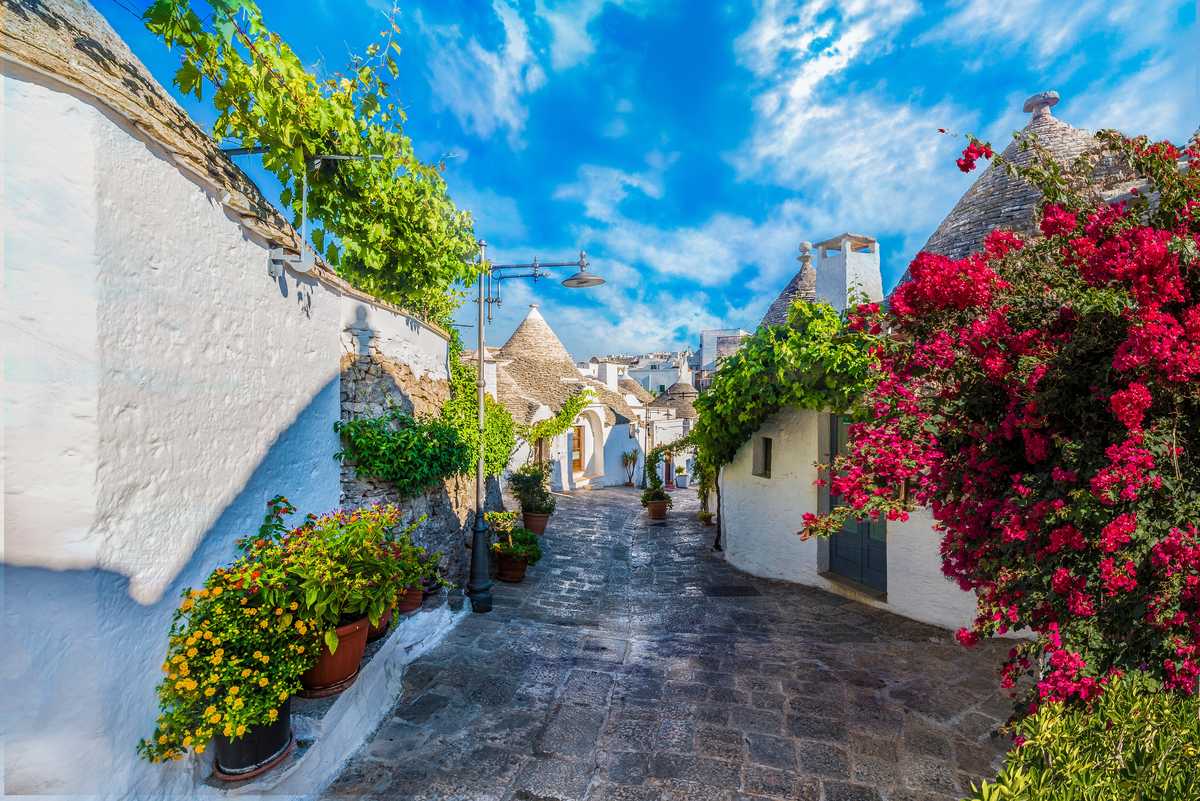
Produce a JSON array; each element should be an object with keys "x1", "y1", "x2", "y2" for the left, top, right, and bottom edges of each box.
[{"x1": 143, "y1": 0, "x2": 479, "y2": 325}]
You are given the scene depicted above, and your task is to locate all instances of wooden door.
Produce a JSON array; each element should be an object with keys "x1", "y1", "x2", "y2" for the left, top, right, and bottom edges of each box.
[
  {"x1": 827, "y1": 415, "x2": 887, "y2": 592},
  {"x1": 571, "y1": 425, "x2": 585, "y2": 473}
]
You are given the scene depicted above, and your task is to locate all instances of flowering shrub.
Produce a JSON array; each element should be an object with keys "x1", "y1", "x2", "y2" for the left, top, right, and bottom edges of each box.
[
  {"x1": 238, "y1": 499, "x2": 419, "y2": 653},
  {"x1": 138, "y1": 505, "x2": 319, "y2": 761},
  {"x1": 967, "y1": 671, "x2": 1200, "y2": 801},
  {"x1": 803, "y1": 130, "x2": 1200, "y2": 712}
]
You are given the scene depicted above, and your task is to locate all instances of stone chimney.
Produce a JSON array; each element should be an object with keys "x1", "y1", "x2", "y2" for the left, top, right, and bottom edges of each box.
[
  {"x1": 814, "y1": 233, "x2": 883, "y2": 312},
  {"x1": 595, "y1": 361, "x2": 621, "y2": 391},
  {"x1": 1022, "y1": 90, "x2": 1059, "y2": 120}
]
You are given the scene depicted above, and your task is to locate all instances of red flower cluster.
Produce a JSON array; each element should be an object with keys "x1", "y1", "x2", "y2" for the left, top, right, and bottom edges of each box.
[
  {"x1": 806, "y1": 131, "x2": 1200, "y2": 714},
  {"x1": 957, "y1": 139, "x2": 994, "y2": 173}
]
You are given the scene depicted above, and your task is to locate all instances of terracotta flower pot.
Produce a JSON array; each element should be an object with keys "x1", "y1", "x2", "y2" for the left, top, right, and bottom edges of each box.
[
  {"x1": 646, "y1": 500, "x2": 669, "y2": 520},
  {"x1": 366, "y1": 607, "x2": 393, "y2": 642},
  {"x1": 213, "y1": 698, "x2": 294, "y2": 781},
  {"x1": 300, "y1": 617, "x2": 368, "y2": 698},
  {"x1": 523, "y1": 511, "x2": 550, "y2": 535},
  {"x1": 395, "y1": 585, "x2": 424, "y2": 615},
  {"x1": 495, "y1": 552, "x2": 529, "y2": 583}
]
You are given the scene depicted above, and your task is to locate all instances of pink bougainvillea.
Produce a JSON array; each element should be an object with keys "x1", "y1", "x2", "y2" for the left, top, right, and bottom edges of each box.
[{"x1": 805, "y1": 130, "x2": 1200, "y2": 715}]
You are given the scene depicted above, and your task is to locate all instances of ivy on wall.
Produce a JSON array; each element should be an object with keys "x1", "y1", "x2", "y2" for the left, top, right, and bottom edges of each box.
[
  {"x1": 691, "y1": 301, "x2": 878, "y2": 470},
  {"x1": 334, "y1": 412, "x2": 471, "y2": 499},
  {"x1": 518, "y1": 389, "x2": 593, "y2": 449},
  {"x1": 143, "y1": 0, "x2": 479, "y2": 326},
  {"x1": 442, "y1": 335, "x2": 516, "y2": 478}
]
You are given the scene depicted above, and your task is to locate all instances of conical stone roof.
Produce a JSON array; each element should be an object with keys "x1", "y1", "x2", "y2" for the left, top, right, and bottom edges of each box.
[
  {"x1": 649, "y1": 379, "x2": 699, "y2": 419},
  {"x1": 922, "y1": 91, "x2": 1116, "y2": 260},
  {"x1": 494, "y1": 305, "x2": 635, "y2": 425},
  {"x1": 761, "y1": 242, "x2": 817, "y2": 328}
]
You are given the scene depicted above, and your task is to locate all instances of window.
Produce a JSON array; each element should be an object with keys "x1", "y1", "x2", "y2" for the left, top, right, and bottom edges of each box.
[{"x1": 752, "y1": 436, "x2": 772, "y2": 478}]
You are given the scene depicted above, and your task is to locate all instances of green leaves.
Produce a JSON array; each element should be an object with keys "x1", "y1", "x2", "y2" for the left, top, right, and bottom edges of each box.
[
  {"x1": 142, "y1": 0, "x2": 480, "y2": 324},
  {"x1": 691, "y1": 301, "x2": 877, "y2": 470},
  {"x1": 968, "y1": 672, "x2": 1200, "y2": 801},
  {"x1": 335, "y1": 410, "x2": 472, "y2": 497},
  {"x1": 324, "y1": 628, "x2": 339, "y2": 655}
]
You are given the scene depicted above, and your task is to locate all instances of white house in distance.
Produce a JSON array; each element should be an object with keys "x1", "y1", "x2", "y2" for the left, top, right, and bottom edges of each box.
[
  {"x1": 626, "y1": 350, "x2": 693, "y2": 395},
  {"x1": 694, "y1": 328, "x2": 750, "y2": 389},
  {"x1": 719, "y1": 94, "x2": 1125, "y2": 632},
  {"x1": 487, "y1": 305, "x2": 643, "y2": 490}
]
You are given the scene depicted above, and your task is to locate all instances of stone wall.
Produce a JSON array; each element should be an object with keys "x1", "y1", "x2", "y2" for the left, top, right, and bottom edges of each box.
[{"x1": 338, "y1": 351, "x2": 499, "y2": 586}]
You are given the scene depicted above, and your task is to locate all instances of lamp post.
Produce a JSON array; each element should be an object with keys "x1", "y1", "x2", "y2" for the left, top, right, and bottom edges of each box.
[{"x1": 466, "y1": 242, "x2": 605, "y2": 614}]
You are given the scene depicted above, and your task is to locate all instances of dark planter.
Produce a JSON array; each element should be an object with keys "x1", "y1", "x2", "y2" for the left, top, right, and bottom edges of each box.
[
  {"x1": 300, "y1": 617, "x2": 368, "y2": 698},
  {"x1": 646, "y1": 500, "x2": 669, "y2": 520},
  {"x1": 395, "y1": 585, "x2": 424, "y2": 614},
  {"x1": 495, "y1": 553, "x2": 529, "y2": 583},
  {"x1": 366, "y1": 607, "x2": 393, "y2": 642},
  {"x1": 522, "y1": 511, "x2": 550, "y2": 535},
  {"x1": 213, "y1": 698, "x2": 294, "y2": 781}
]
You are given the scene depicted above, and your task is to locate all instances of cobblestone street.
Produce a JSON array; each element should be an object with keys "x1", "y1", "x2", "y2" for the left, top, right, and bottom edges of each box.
[{"x1": 323, "y1": 488, "x2": 1011, "y2": 801}]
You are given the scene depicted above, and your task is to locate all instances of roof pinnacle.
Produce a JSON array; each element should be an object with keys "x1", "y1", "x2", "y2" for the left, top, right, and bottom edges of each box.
[{"x1": 1022, "y1": 90, "x2": 1060, "y2": 119}]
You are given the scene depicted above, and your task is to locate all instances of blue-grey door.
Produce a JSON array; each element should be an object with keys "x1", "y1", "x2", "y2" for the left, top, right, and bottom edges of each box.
[{"x1": 827, "y1": 415, "x2": 887, "y2": 592}]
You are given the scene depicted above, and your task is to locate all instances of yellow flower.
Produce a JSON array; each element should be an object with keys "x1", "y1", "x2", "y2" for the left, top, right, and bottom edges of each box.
[
  {"x1": 211, "y1": 587, "x2": 223, "y2": 597},
  {"x1": 209, "y1": 713, "x2": 221, "y2": 724},
  {"x1": 289, "y1": 602, "x2": 298, "y2": 610},
  {"x1": 158, "y1": 735, "x2": 167, "y2": 744},
  {"x1": 260, "y1": 655, "x2": 269, "y2": 664},
  {"x1": 195, "y1": 744, "x2": 206, "y2": 754},
  {"x1": 267, "y1": 709, "x2": 278, "y2": 721},
  {"x1": 259, "y1": 620, "x2": 269, "y2": 629},
  {"x1": 180, "y1": 599, "x2": 194, "y2": 612},
  {"x1": 241, "y1": 668, "x2": 252, "y2": 678},
  {"x1": 183, "y1": 736, "x2": 193, "y2": 747},
  {"x1": 236, "y1": 724, "x2": 247, "y2": 736},
  {"x1": 204, "y1": 687, "x2": 216, "y2": 697},
  {"x1": 204, "y1": 705, "x2": 217, "y2": 717},
  {"x1": 278, "y1": 691, "x2": 288, "y2": 701},
  {"x1": 233, "y1": 698, "x2": 245, "y2": 710},
  {"x1": 229, "y1": 686, "x2": 239, "y2": 696},
  {"x1": 274, "y1": 608, "x2": 283, "y2": 616},
  {"x1": 258, "y1": 677, "x2": 269, "y2": 687},
  {"x1": 297, "y1": 646, "x2": 305, "y2": 654},
  {"x1": 171, "y1": 655, "x2": 183, "y2": 664},
  {"x1": 186, "y1": 648, "x2": 198, "y2": 658},
  {"x1": 252, "y1": 651, "x2": 262, "y2": 660},
  {"x1": 203, "y1": 631, "x2": 213, "y2": 640},
  {"x1": 223, "y1": 725, "x2": 233, "y2": 737}
]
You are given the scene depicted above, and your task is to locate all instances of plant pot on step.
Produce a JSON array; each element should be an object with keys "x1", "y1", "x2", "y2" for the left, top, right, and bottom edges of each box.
[
  {"x1": 646, "y1": 500, "x2": 669, "y2": 520},
  {"x1": 395, "y1": 585, "x2": 424, "y2": 615},
  {"x1": 300, "y1": 617, "x2": 368, "y2": 698},
  {"x1": 495, "y1": 552, "x2": 529, "y2": 583},
  {"x1": 213, "y1": 698, "x2": 295, "y2": 781},
  {"x1": 522, "y1": 511, "x2": 550, "y2": 535},
  {"x1": 366, "y1": 607, "x2": 393, "y2": 642}
]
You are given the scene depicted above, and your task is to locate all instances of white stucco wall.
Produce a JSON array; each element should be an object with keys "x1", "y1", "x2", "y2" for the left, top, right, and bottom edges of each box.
[
  {"x1": 719, "y1": 407, "x2": 978, "y2": 631},
  {"x1": 602, "y1": 420, "x2": 640, "y2": 487},
  {"x1": 1, "y1": 67, "x2": 448, "y2": 799}
]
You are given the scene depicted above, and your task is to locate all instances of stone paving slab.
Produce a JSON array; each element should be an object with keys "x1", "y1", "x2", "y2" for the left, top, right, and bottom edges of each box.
[{"x1": 321, "y1": 487, "x2": 1011, "y2": 801}]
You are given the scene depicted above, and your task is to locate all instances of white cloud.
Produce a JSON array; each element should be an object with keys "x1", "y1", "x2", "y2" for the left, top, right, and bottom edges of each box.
[
  {"x1": 921, "y1": 0, "x2": 1186, "y2": 67},
  {"x1": 553, "y1": 153, "x2": 676, "y2": 223},
  {"x1": 420, "y1": 0, "x2": 547, "y2": 144},
  {"x1": 534, "y1": 0, "x2": 640, "y2": 70},
  {"x1": 1071, "y1": 45, "x2": 1199, "y2": 144}
]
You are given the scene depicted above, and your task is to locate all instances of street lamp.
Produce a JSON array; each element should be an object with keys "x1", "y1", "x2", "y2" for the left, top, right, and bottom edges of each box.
[{"x1": 466, "y1": 242, "x2": 605, "y2": 614}]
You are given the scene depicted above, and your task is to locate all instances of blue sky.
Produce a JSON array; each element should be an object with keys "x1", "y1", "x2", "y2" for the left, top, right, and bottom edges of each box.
[{"x1": 101, "y1": 0, "x2": 1198, "y2": 360}]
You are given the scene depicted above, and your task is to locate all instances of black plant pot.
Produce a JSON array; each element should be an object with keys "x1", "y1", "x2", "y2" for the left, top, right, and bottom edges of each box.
[{"x1": 213, "y1": 698, "x2": 294, "y2": 781}]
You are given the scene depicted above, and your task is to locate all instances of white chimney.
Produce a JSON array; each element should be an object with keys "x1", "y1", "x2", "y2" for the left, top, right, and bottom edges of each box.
[
  {"x1": 814, "y1": 233, "x2": 883, "y2": 312},
  {"x1": 596, "y1": 361, "x2": 620, "y2": 391}
]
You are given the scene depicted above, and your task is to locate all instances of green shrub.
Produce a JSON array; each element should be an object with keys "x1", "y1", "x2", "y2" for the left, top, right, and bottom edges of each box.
[
  {"x1": 334, "y1": 410, "x2": 471, "y2": 498},
  {"x1": 968, "y1": 671, "x2": 1200, "y2": 801},
  {"x1": 510, "y1": 462, "x2": 556, "y2": 514},
  {"x1": 641, "y1": 485, "x2": 673, "y2": 508}
]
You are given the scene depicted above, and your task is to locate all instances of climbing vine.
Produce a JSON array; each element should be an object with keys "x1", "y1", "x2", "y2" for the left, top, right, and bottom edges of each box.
[
  {"x1": 518, "y1": 389, "x2": 593, "y2": 448},
  {"x1": 691, "y1": 301, "x2": 879, "y2": 470},
  {"x1": 334, "y1": 411, "x2": 470, "y2": 498},
  {"x1": 442, "y1": 334, "x2": 516, "y2": 478},
  {"x1": 143, "y1": 0, "x2": 478, "y2": 325}
]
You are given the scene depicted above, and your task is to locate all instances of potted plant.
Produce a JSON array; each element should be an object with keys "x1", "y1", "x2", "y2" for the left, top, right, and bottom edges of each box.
[
  {"x1": 510, "y1": 462, "x2": 556, "y2": 535},
  {"x1": 485, "y1": 511, "x2": 542, "y2": 583},
  {"x1": 675, "y1": 465, "x2": 689, "y2": 489},
  {"x1": 420, "y1": 550, "x2": 446, "y2": 598},
  {"x1": 698, "y1": 510, "x2": 714, "y2": 526},
  {"x1": 621, "y1": 449, "x2": 639, "y2": 486},
  {"x1": 138, "y1": 558, "x2": 315, "y2": 780},
  {"x1": 641, "y1": 485, "x2": 673, "y2": 520},
  {"x1": 247, "y1": 500, "x2": 410, "y2": 698}
]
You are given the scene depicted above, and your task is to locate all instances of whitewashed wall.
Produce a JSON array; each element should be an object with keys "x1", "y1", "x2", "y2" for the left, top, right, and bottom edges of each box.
[
  {"x1": 602, "y1": 421, "x2": 639, "y2": 487},
  {"x1": 1, "y1": 66, "x2": 447, "y2": 799},
  {"x1": 719, "y1": 407, "x2": 978, "y2": 631}
]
